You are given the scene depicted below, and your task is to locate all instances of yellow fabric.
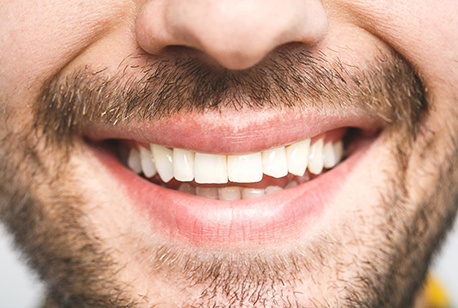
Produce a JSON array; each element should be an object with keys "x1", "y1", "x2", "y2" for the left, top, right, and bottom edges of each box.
[{"x1": 424, "y1": 275, "x2": 452, "y2": 308}]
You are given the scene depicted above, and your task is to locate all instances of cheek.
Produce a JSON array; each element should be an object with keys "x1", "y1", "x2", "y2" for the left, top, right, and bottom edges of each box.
[
  {"x1": 353, "y1": 1, "x2": 458, "y2": 89},
  {"x1": 0, "y1": 0, "x2": 132, "y2": 94}
]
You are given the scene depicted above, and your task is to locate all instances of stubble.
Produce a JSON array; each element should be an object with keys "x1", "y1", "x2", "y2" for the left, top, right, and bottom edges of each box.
[{"x1": 0, "y1": 48, "x2": 457, "y2": 307}]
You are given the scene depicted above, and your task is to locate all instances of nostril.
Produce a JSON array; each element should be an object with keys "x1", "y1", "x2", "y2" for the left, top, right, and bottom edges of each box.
[{"x1": 135, "y1": 0, "x2": 329, "y2": 70}]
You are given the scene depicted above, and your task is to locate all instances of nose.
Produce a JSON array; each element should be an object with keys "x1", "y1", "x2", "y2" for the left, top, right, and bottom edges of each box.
[{"x1": 135, "y1": 0, "x2": 328, "y2": 70}]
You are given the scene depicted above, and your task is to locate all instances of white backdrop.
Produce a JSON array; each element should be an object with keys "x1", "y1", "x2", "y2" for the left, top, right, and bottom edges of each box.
[{"x1": 1, "y1": 223, "x2": 458, "y2": 307}]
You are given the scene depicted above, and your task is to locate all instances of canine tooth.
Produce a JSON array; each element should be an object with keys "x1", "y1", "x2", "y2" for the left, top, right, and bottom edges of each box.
[
  {"x1": 286, "y1": 139, "x2": 311, "y2": 176},
  {"x1": 195, "y1": 187, "x2": 219, "y2": 199},
  {"x1": 262, "y1": 147, "x2": 288, "y2": 178},
  {"x1": 323, "y1": 142, "x2": 338, "y2": 169},
  {"x1": 194, "y1": 153, "x2": 228, "y2": 184},
  {"x1": 139, "y1": 147, "x2": 157, "y2": 178},
  {"x1": 127, "y1": 148, "x2": 142, "y2": 174},
  {"x1": 227, "y1": 153, "x2": 263, "y2": 183},
  {"x1": 218, "y1": 187, "x2": 242, "y2": 201},
  {"x1": 308, "y1": 138, "x2": 324, "y2": 175},
  {"x1": 265, "y1": 186, "x2": 283, "y2": 195},
  {"x1": 173, "y1": 149, "x2": 195, "y2": 182},
  {"x1": 178, "y1": 183, "x2": 196, "y2": 195},
  {"x1": 151, "y1": 144, "x2": 174, "y2": 182},
  {"x1": 242, "y1": 188, "x2": 265, "y2": 200}
]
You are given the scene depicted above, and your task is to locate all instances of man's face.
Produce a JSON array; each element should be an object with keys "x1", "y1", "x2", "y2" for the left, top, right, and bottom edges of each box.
[{"x1": 1, "y1": 0, "x2": 457, "y2": 306}]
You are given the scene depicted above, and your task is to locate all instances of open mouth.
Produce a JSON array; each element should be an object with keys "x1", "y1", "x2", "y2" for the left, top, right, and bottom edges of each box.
[
  {"x1": 85, "y1": 110, "x2": 381, "y2": 245},
  {"x1": 122, "y1": 129, "x2": 346, "y2": 201}
]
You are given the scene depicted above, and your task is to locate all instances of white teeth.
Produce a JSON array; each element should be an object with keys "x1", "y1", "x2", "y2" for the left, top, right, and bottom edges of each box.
[
  {"x1": 262, "y1": 147, "x2": 288, "y2": 178},
  {"x1": 321, "y1": 140, "x2": 345, "y2": 170},
  {"x1": 139, "y1": 147, "x2": 157, "y2": 178},
  {"x1": 286, "y1": 139, "x2": 311, "y2": 176},
  {"x1": 265, "y1": 185, "x2": 283, "y2": 195},
  {"x1": 307, "y1": 138, "x2": 324, "y2": 175},
  {"x1": 127, "y1": 136, "x2": 345, "y2": 189},
  {"x1": 178, "y1": 183, "x2": 196, "y2": 195},
  {"x1": 334, "y1": 140, "x2": 344, "y2": 162},
  {"x1": 228, "y1": 153, "x2": 263, "y2": 183},
  {"x1": 173, "y1": 149, "x2": 195, "y2": 182},
  {"x1": 242, "y1": 188, "x2": 265, "y2": 199},
  {"x1": 181, "y1": 184, "x2": 284, "y2": 200},
  {"x1": 285, "y1": 181, "x2": 298, "y2": 189},
  {"x1": 151, "y1": 144, "x2": 174, "y2": 182},
  {"x1": 322, "y1": 142, "x2": 336, "y2": 169},
  {"x1": 127, "y1": 148, "x2": 142, "y2": 174},
  {"x1": 218, "y1": 186, "x2": 242, "y2": 201},
  {"x1": 195, "y1": 187, "x2": 219, "y2": 199},
  {"x1": 194, "y1": 153, "x2": 228, "y2": 184}
]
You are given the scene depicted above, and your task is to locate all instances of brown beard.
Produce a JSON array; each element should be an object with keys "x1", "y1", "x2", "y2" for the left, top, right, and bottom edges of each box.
[
  {"x1": 34, "y1": 48, "x2": 425, "y2": 148},
  {"x1": 0, "y1": 47, "x2": 457, "y2": 307}
]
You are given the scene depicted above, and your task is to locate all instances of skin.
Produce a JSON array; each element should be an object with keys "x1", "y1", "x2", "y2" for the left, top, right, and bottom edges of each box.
[{"x1": 1, "y1": 0, "x2": 458, "y2": 307}]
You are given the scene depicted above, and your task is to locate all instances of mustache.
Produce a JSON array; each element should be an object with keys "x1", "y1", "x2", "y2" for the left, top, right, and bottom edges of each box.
[{"x1": 33, "y1": 49, "x2": 426, "y2": 145}]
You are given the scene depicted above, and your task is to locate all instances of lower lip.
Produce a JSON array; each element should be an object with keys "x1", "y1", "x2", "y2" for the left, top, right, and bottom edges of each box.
[{"x1": 88, "y1": 139, "x2": 371, "y2": 247}]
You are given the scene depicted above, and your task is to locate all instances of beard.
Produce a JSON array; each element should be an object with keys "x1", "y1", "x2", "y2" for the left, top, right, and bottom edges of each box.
[{"x1": 0, "y1": 47, "x2": 457, "y2": 307}]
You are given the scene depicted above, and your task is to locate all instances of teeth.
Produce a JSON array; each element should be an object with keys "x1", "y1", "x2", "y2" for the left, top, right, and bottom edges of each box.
[
  {"x1": 173, "y1": 149, "x2": 195, "y2": 181},
  {"x1": 307, "y1": 138, "x2": 324, "y2": 175},
  {"x1": 139, "y1": 147, "x2": 157, "y2": 178},
  {"x1": 151, "y1": 144, "x2": 174, "y2": 182},
  {"x1": 265, "y1": 185, "x2": 283, "y2": 195},
  {"x1": 228, "y1": 153, "x2": 263, "y2": 183},
  {"x1": 285, "y1": 181, "x2": 298, "y2": 189},
  {"x1": 127, "y1": 136, "x2": 345, "y2": 188},
  {"x1": 262, "y1": 147, "x2": 288, "y2": 178},
  {"x1": 242, "y1": 188, "x2": 265, "y2": 199},
  {"x1": 334, "y1": 140, "x2": 344, "y2": 163},
  {"x1": 194, "y1": 153, "x2": 228, "y2": 184},
  {"x1": 285, "y1": 139, "x2": 311, "y2": 176},
  {"x1": 218, "y1": 186, "x2": 242, "y2": 201},
  {"x1": 178, "y1": 184, "x2": 299, "y2": 200},
  {"x1": 195, "y1": 187, "x2": 219, "y2": 199},
  {"x1": 323, "y1": 140, "x2": 345, "y2": 169},
  {"x1": 178, "y1": 183, "x2": 196, "y2": 195},
  {"x1": 127, "y1": 148, "x2": 142, "y2": 174}
]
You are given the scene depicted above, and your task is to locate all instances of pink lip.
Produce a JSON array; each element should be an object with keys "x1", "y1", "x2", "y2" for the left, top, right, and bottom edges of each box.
[
  {"x1": 85, "y1": 108, "x2": 380, "y2": 153},
  {"x1": 89, "y1": 139, "x2": 369, "y2": 247},
  {"x1": 85, "y1": 109, "x2": 380, "y2": 247}
]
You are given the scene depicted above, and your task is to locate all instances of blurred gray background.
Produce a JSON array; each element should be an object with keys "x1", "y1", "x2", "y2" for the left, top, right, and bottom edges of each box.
[{"x1": 1, "y1": 222, "x2": 458, "y2": 307}]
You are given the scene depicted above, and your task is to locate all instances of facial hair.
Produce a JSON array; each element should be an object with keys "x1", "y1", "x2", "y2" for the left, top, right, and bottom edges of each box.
[{"x1": 0, "y1": 47, "x2": 457, "y2": 307}]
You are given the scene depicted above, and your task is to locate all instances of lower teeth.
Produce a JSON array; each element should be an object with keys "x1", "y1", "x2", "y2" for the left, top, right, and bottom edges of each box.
[
  {"x1": 172, "y1": 172, "x2": 313, "y2": 200},
  {"x1": 178, "y1": 182, "x2": 297, "y2": 201}
]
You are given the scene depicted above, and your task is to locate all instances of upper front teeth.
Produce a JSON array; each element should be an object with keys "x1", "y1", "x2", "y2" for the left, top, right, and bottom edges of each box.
[
  {"x1": 307, "y1": 138, "x2": 324, "y2": 175},
  {"x1": 262, "y1": 147, "x2": 288, "y2": 178},
  {"x1": 151, "y1": 144, "x2": 174, "y2": 182},
  {"x1": 195, "y1": 153, "x2": 228, "y2": 184},
  {"x1": 285, "y1": 139, "x2": 311, "y2": 176},
  {"x1": 173, "y1": 148, "x2": 195, "y2": 181},
  {"x1": 228, "y1": 153, "x2": 263, "y2": 183},
  {"x1": 127, "y1": 138, "x2": 344, "y2": 184}
]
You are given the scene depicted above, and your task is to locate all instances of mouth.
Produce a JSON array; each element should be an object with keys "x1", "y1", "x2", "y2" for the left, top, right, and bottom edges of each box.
[
  {"x1": 123, "y1": 129, "x2": 345, "y2": 200},
  {"x1": 85, "y1": 110, "x2": 381, "y2": 247}
]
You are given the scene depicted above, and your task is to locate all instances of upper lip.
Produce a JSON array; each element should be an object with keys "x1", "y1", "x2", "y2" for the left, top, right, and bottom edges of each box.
[
  {"x1": 84, "y1": 107, "x2": 383, "y2": 153},
  {"x1": 83, "y1": 105, "x2": 383, "y2": 245}
]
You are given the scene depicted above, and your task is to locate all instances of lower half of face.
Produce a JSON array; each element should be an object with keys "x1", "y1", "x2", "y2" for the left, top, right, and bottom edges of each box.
[
  {"x1": 1, "y1": 4, "x2": 458, "y2": 307},
  {"x1": 0, "y1": 55, "x2": 456, "y2": 308}
]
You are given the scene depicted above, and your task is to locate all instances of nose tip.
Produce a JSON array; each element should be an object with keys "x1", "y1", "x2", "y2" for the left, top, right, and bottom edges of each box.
[{"x1": 136, "y1": 0, "x2": 328, "y2": 70}]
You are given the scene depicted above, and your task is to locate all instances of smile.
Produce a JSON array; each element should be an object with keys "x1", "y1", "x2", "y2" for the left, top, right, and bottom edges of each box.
[
  {"x1": 86, "y1": 110, "x2": 381, "y2": 246},
  {"x1": 124, "y1": 131, "x2": 345, "y2": 201}
]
